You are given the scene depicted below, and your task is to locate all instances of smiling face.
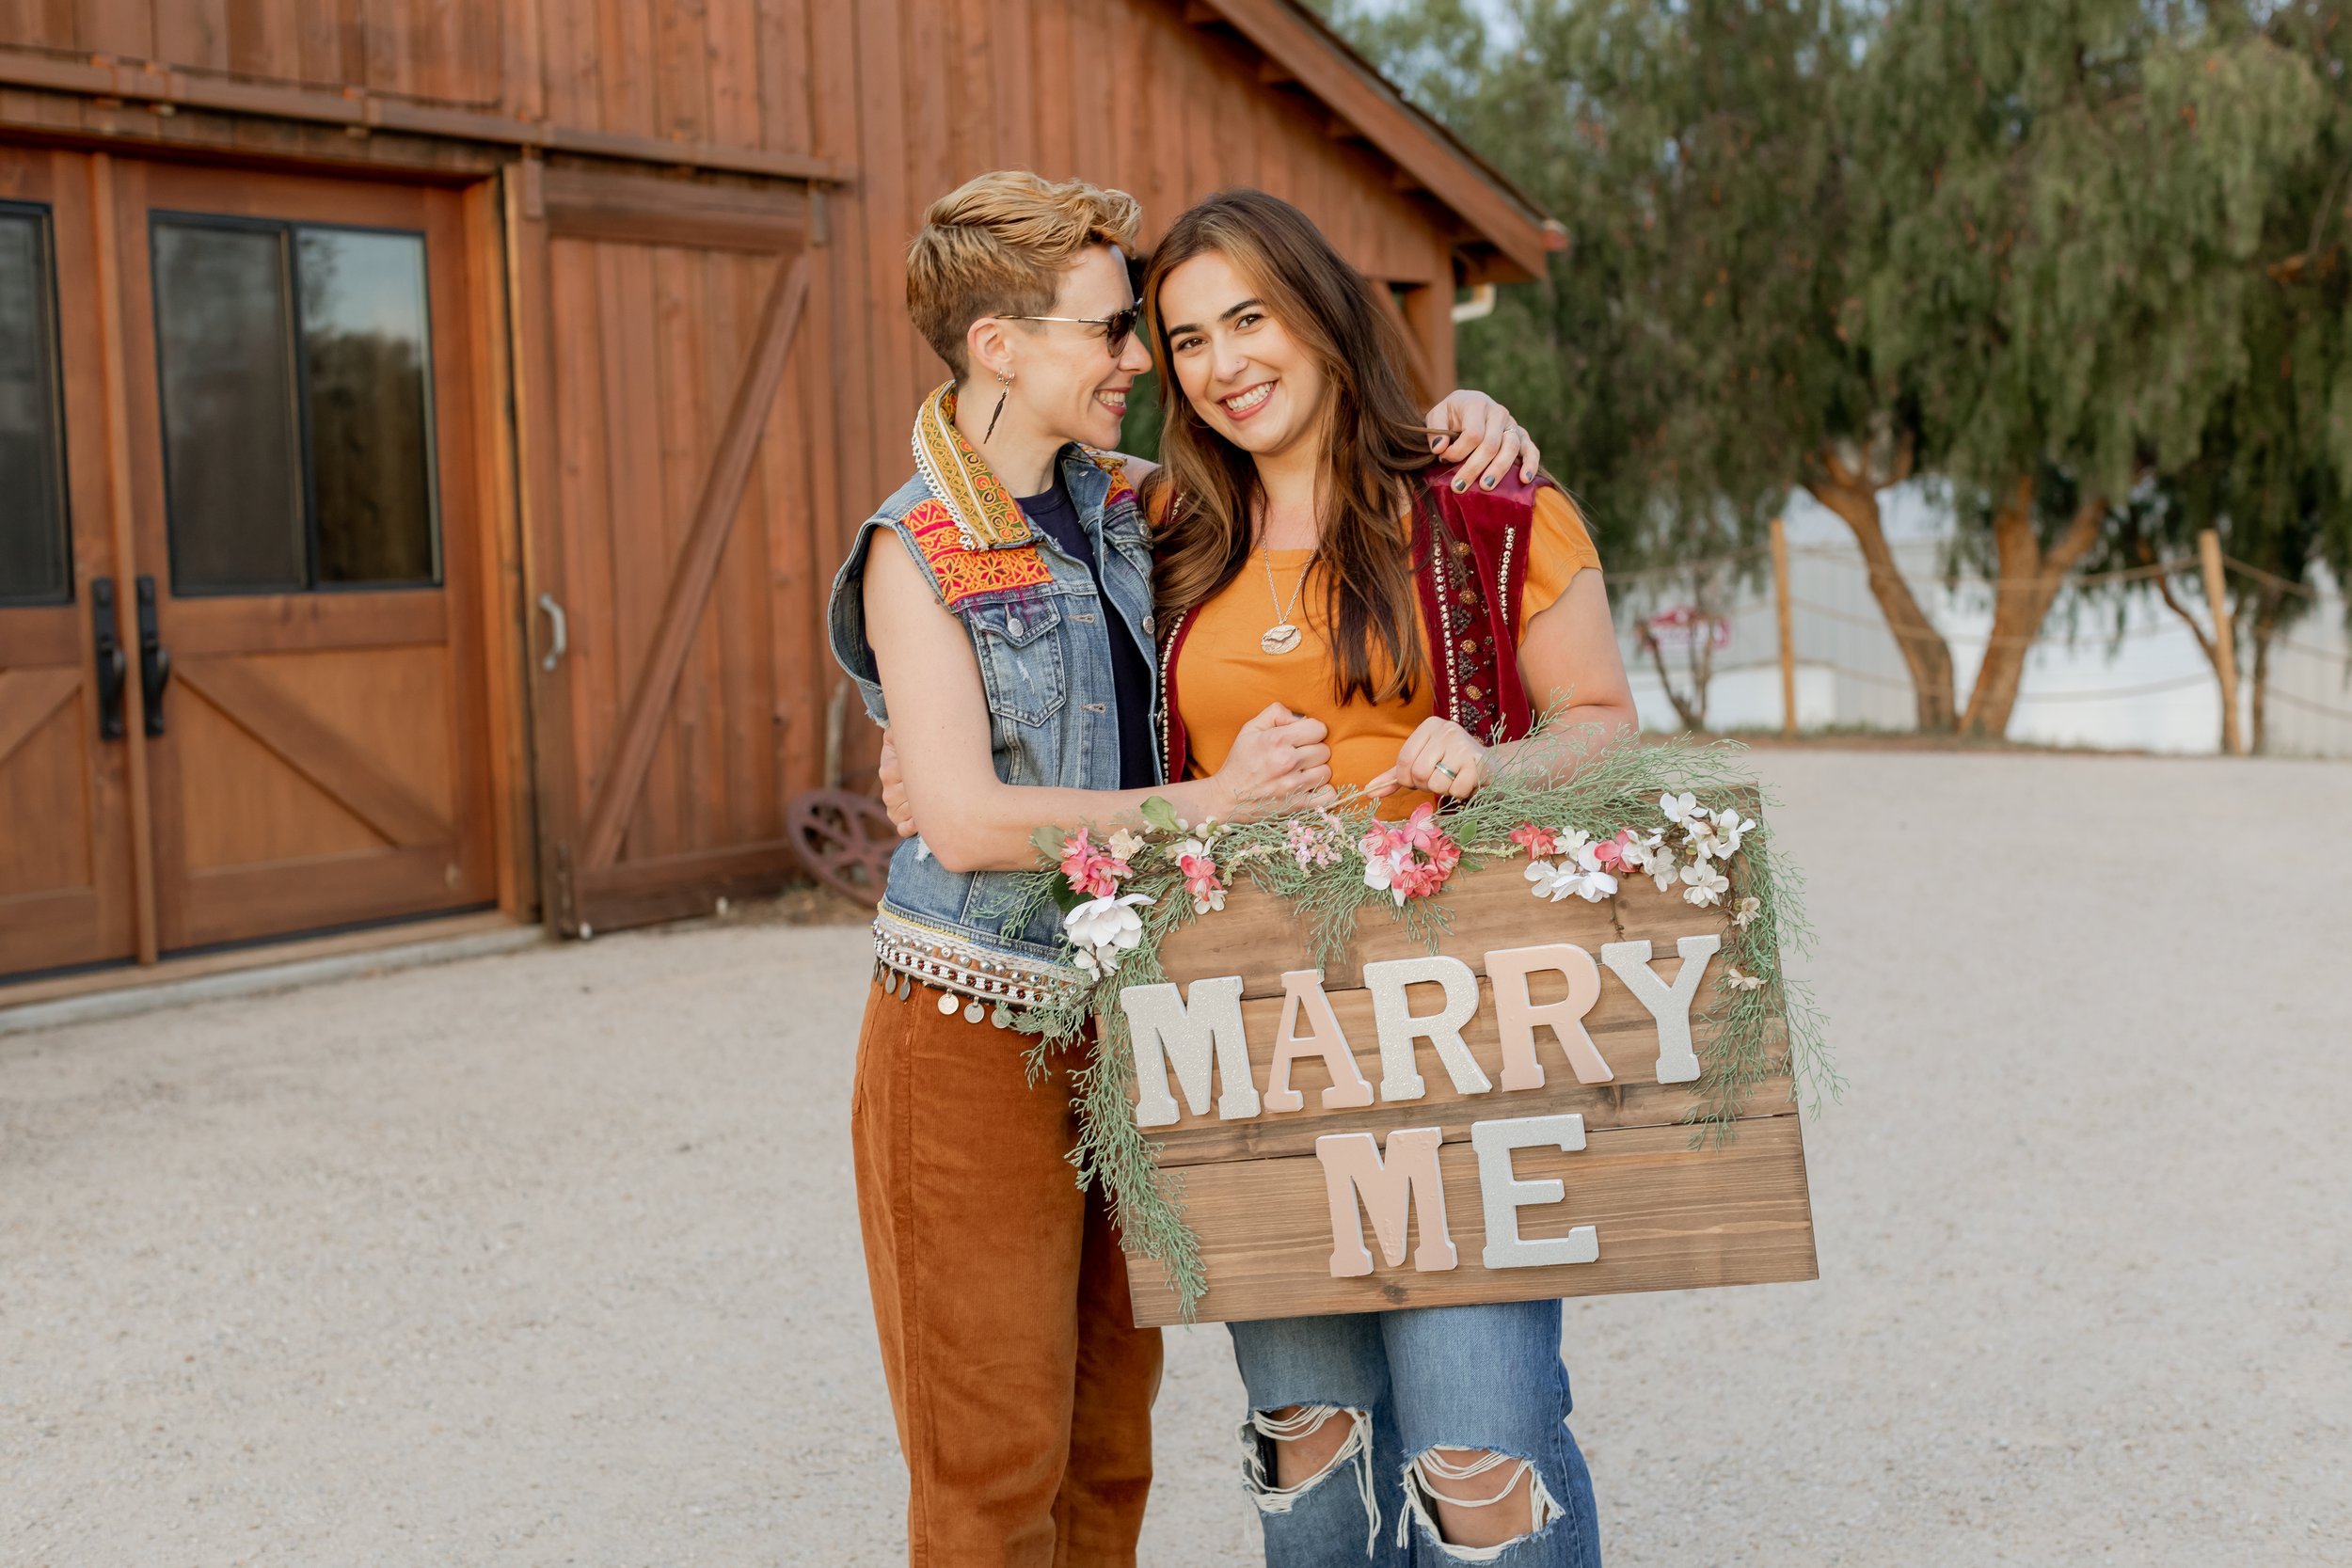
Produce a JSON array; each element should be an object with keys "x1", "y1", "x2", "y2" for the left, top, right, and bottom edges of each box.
[
  {"x1": 977, "y1": 242, "x2": 1152, "y2": 451},
  {"x1": 1155, "y1": 248, "x2": 1331, "y2": 462}
]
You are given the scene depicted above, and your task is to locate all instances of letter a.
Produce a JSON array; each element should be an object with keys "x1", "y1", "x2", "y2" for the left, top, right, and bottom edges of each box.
[{"x1": 1263, "y1": 970, "x2": 1375, "y2": 1114}]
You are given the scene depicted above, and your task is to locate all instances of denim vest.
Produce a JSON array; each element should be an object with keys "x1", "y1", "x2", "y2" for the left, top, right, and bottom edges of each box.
[{"x1": 827, "y1": 428, "x2": 1161, "y2": 1012}]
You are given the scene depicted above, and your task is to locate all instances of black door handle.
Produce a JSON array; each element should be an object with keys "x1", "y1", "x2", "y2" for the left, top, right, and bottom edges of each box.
[
  {"x1": 91, "y1": 577, "x2": 127, "y2": 741},
  {"x1": 135, "y1": 576, "x2": 170, "y2": 737}
]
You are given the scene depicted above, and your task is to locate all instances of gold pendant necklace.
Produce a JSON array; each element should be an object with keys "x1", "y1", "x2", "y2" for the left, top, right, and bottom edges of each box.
[{"x1": 1260, "y1": 546, "x2": 1311, "y2": 656}]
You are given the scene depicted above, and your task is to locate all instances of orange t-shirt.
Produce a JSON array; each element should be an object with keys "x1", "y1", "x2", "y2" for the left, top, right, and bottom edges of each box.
[{"x1": 1174, "y1": 487, "x2": 1599, "y2": 816}]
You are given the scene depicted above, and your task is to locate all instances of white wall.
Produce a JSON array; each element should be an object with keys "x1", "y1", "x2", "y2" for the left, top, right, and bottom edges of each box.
[{"x1": 1610, "y1": 484, "x2": 2352, "y2": 757}]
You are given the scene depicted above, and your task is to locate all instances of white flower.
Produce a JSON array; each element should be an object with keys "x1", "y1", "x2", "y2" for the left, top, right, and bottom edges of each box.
[
  {"x1": 1106, "y1": 828, "x2": 1148, "y2": 863},
  {"x1": 1679, "y1": 862, "x2": 1729, "y2": 907},
  {"x1": 1641, "y1": 841, "x2": 1680, "y2": 894},
  {"x1": 1192, "y1": 887, "x2": 1227, "y2": 915},
  {"x1": 1562, "y1": 865, "x2": 1619, "y2": 903},
  {"x1": 1172, "y1": 836, "x2": 1215, "y2": 864},
  {"x1": 1732, "y1": 895, "x2": 1762, "y2": 928},
  {"x1": 1363, "y1": 850, "x2": 1406, "y2": 905},
  {"x1": 1525, "y1": 852, "x2": 1617, "y2": 904},
  {"x1": 1660, "y1": 791, "x2": 1701, "y2": 828},
  {"x1": 1723, "y1": 965, "x2": 1766, "y2": 992},
  {"x1": 1063, "y1": 892, "x2": 1155, "y2": 958},
  {"x1": 1691, "y1": 807, "x2": 1754, "y2": 862}
]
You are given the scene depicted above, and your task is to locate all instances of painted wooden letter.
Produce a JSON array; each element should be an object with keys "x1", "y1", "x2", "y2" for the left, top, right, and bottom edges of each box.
[
  {"x1": 1486, "y1": 942, "x2": 1612, "y2": 1090},
  {"x1": 1471, "y1": 1114, "x2": 1599, "y2": 1270},
  {"x1": 1121, "y1": 975, "x2": 1262, "y2": 1127},
  {"x1": 1263, "y1": 969, "x2": 1375, "y2": 1114},
  {"x1": 1598, "y1": 935, "x2": 1722, "y2": 1085},
  {"x1": 1359, "y1": 955, "x2": 1491, "y2": 1102},
  {"x1": 1314, "y1": 1127, "x2": 1458, "y2": 1277}
]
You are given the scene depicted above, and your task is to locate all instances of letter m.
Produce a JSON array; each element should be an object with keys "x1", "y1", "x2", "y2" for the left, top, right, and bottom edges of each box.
[
  {"x1": 1314, "y1": 1128, "x2": 1459, "y2": 1277},
  {"x1": 1121, "y1": 975, "x2": 1261, "y2": 1127}
]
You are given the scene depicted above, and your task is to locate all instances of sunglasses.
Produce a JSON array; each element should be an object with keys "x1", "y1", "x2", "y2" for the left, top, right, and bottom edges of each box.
[{"x1": 1001, "y1": 304, "x2": 1141, "y2": 358}]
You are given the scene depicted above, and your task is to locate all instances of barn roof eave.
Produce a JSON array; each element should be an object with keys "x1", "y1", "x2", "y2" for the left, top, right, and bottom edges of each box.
[{"x1": 1189, "y1": 0, "x2": 1556, "y2": 281}]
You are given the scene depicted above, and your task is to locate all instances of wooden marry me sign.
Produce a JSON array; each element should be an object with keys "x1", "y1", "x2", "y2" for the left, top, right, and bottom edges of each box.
[{"x1": 1116, "y1": 852, "x2": 1818, "y2": 1327}]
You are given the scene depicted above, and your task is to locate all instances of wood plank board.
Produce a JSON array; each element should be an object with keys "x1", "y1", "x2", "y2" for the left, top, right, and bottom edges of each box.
[
  {"x1": 1126, "y1": 1115, "x2": 1816, "y2": 1326},
  {"x1": 1121, "y1": 803, "x2": 1813, "y2": 1327}
]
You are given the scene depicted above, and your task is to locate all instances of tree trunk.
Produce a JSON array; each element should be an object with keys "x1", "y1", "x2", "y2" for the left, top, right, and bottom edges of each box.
[
  {"x1": 1959, "y1": 478, "x2": 2107, "y2": 738},
  {"x1": 1803, "y1": 467, "x2": 1956, "y2": 731},
  {"x1": 2249, "y1": 588, "x2": 2283, "y2": 754},
  {"x1": 1637, "y1": 623, "x2": 1708, "y2": 730},
  {"x1": 2139, "y1": 540, "x2": 2229, "y2": 751}
]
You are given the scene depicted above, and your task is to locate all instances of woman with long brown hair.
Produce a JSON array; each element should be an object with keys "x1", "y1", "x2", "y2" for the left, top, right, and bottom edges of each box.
[
  {"x1": 1141, "y1": 189, "x2": 1634, "y2": 1566},
  {"x1": 833, "y1": 168, "x2": 1545, "y2": 1565}
]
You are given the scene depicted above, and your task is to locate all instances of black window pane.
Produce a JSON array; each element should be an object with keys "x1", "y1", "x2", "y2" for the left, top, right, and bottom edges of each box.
[
  {"x1": 0, "y1": 208, "x2": 70, "y2": 604},
  {"x1": 152, "y1": 221, "x2": 305, "y2": 594},
  {"x1": 300, "y1": 229, "x2": 439, "y2": 586}
]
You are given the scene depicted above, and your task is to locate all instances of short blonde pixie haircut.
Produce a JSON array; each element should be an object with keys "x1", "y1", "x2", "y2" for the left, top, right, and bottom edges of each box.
[{"x1": 906, "y1": 170, "x2": 1142, "y2": 380}]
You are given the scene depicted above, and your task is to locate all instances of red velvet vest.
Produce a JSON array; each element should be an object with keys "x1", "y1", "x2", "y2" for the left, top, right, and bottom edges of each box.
[{"x1": 1155, "y1": 465, "x2": 1561, "y2": 784}]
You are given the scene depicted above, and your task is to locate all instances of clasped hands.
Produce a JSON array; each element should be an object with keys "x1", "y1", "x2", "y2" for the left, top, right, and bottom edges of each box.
[{"x1": 875, "y1": 708, "x2": 1490, "y2": 840}]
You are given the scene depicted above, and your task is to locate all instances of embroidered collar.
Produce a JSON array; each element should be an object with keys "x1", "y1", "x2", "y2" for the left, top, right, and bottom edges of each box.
[{"x1": 912, "y1": 382, "x2": 1035, "y2": 552}]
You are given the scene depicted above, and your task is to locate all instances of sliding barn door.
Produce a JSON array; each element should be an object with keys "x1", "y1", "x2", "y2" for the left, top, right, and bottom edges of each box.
[{"x1": 510, "y1": 166, "x2": 837, "y2": 934}]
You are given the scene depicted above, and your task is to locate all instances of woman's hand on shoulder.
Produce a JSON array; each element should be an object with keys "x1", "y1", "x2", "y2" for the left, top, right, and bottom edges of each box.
[
  {"x1": 1424, "y1": 390, "x2": 1540, "y2": 492},
  {"x1": 876, "y1": 728, "x2": 915, "y2": 837},
  {"x1": 1368, "y1": 716, "x2": 1490, "y2": 801}
]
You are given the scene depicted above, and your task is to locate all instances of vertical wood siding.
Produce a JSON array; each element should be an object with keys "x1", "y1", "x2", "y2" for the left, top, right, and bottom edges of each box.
[
  {"x1": 0, "y1": 0, "x2": 1460, "y2": 470},
  {"x1": 1, "y1": 0, "x2": 1478, "y2": 917}
]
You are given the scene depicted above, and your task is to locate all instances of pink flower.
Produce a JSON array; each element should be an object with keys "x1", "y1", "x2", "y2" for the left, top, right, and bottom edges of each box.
[
  {"x1": 1178, "y1": 850, "x2": 1227, "y2": 913},
  {"x1": 1358, "y1": 804, "x2": 1462, "y2": 905},
  {"x1": 1284, "y1": 817, "x2": 1341, "y2": 870},
  {"x1": 1508, "y1": 823, "x2": 1561, "y2": 859},
  {"x1": 1591, "y1": 829, "x2": 1641, "y2": 872},
  {"x1": 1400, "y1": 800, "x2": 1446, "y2": 853},
  {"x1": 1058, "y1": 830, "x2": 1130, "y2": 900}
]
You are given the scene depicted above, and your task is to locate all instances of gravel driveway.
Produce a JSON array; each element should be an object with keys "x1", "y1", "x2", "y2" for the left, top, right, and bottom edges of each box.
[{"x1": 4, "y1": 750, "x2": 2347, "y2": 1566}]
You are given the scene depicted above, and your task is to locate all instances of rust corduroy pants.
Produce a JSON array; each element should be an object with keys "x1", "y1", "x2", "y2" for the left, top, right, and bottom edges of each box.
[{"x1": 851, "y1": 977, "x2": 1162, "y2": 1566}]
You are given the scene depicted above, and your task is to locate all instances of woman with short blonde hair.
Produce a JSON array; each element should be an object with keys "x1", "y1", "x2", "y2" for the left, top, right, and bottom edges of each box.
[{"x1": 830, "y1": 168, "x2": 1538, "y2": 1564}]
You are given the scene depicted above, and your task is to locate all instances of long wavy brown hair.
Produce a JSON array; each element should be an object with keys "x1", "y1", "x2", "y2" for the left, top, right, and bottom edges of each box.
[{"x1": 1140, "y1": 190, "x2": 1437, "y2": 705}]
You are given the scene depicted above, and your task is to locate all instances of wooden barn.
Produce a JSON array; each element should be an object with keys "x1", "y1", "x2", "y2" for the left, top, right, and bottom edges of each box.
[{"x1": 0, "y1": 0, "x2": 1552, "y2": 993}]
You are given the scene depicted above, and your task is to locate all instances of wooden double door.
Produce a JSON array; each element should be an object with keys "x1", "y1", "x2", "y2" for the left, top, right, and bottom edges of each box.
[{"x1": 0, "y1": 147, "x2": 498, "y2": 981}]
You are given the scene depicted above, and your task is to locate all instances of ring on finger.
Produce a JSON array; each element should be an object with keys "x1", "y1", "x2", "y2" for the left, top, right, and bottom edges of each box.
[{"x1": 1432, "y1": 761, "x2": 1459, "y2": 784}]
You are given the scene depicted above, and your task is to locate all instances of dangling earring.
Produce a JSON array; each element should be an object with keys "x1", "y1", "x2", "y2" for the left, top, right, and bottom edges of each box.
[{"x1": 985, "y1": 368, "x2": 1012, "y2": 442}]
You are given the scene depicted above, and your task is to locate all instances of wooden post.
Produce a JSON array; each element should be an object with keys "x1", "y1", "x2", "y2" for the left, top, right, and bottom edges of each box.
[
  {"x1": 88, "y1": 152, "x2": 160, "y2": 966},
  {"x1": 2198, "y1": 529, "x2": 2243, "y2": 756},
  {"x1": 1771, "y1": 517, "x2": 1797, "y2": 737}
]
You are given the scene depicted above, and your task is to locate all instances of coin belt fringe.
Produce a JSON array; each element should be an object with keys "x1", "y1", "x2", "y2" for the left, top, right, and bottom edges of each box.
[{"x1": 869, "y1": 907, "x2": 1081, "y2": 1020}]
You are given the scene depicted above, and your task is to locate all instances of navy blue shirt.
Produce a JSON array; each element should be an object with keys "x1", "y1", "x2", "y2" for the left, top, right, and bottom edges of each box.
[{"x1": 1019, "y1": 477, "x2": 1158, "y2": 790}]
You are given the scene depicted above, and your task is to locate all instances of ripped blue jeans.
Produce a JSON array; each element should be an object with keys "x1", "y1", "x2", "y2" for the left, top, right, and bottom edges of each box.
[{"x1": 1230, "y1": 1299, "x2": 1601, "y2": 1567}]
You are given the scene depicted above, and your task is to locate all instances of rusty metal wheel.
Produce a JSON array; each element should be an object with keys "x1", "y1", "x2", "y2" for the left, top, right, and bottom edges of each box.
[{"x1": 787, "y1": 788, "x2": 900, "y2": 905}]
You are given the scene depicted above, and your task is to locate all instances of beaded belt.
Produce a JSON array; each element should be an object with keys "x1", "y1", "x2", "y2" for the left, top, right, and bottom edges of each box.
[{"x1": 869, "y1": 907, "x2": 1080, "y2": 1028}]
